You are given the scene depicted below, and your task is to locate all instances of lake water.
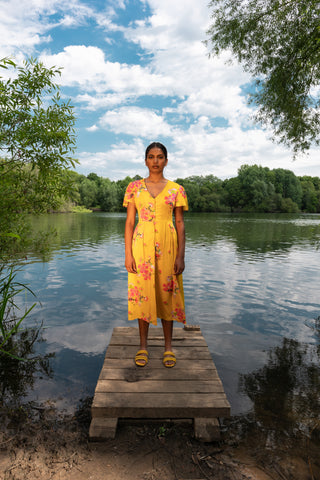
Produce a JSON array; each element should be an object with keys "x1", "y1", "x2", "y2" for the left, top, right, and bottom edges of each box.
[{"x1": 11, "y1": 212, "x2": 320, "y2": 418}]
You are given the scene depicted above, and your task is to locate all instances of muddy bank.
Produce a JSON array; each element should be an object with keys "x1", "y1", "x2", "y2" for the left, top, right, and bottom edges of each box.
[{"x1": 0, "y1": 399, "x2": 319, "y2": 480}]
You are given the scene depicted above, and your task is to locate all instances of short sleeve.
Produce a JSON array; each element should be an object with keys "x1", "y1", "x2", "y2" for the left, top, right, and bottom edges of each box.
[
  {"x1": 175, "y1": 185, "x2": 188, "y2": 211},
  {"x1": 123, "y1": 182, "x2": 135, "y2": 208}
]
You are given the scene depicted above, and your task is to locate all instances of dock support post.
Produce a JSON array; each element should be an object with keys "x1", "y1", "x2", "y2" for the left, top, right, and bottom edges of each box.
[
  {"x1": 89, "y1": 417, "x2": 118, "y2": 440},
  {"x1": 194, "y1": 418, "x2": 221, "y2": 442}
]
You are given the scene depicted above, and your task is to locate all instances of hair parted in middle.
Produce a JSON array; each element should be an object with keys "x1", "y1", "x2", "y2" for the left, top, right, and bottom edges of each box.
[{"x1": 145, "y1": 142, "x2": 168, "y2": 160}]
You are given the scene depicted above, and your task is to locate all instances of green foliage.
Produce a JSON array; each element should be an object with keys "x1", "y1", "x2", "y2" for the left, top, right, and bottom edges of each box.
[
  {"x1": 0, "y1": 267, "x2": 37, "y2": 359},
  {"x1": 98, "y1": 178, "x2": 118, "y2": 211},
  {"x1": 299, "y1": 176, "x2": 320, "y2": 212},
  {"x1": 66, "y1": 167, "x2": 320, "y2": 214},
  {"x1": 78, "y1": 177, "x2": 99, "y2": 208},
  {"x1": 206, "y1": 0, "x2": 320, "y2": 155},
  {"x1": 0, "y1": 57, "x2": 76, "y2": 171},
  {"x1": 71, "y1": 205, "x2": 92, "y2": 213},
  {"x1": 0, "y1": 57, "x2": 77, "y2": 256}
]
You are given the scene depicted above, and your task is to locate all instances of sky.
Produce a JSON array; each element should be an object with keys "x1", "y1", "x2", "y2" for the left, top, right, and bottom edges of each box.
[{"x1": 1, "y1": 0, "x2": 319, "y2": 181}]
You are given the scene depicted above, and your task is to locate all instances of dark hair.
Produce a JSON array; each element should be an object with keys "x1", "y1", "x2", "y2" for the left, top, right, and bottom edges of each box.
[{"x1": 145, "y1": 142, "x2": 167, "y2": 160}]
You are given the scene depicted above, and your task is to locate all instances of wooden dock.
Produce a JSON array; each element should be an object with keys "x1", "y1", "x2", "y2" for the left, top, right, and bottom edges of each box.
[{"x1": 89, "y1": 326, "x2": 230, "y2": 441}]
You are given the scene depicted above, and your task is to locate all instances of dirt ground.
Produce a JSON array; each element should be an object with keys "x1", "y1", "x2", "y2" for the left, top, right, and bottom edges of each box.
[{"x1": 0, "y1": 400, "x2": 319, "y2": 480}]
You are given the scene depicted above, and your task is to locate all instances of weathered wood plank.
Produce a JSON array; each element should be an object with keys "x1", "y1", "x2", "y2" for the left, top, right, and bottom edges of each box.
[
  {"x1": 98, "y1": 367, "x2": 220, "y2": 381},
  {"x1": 92, "y1": 392, "x2": 230, "y2": 418},
  {"x1": 95, "y1": 379, "x2": 224, "y2": 394},
  {"x1": 109, "y1": 336, "x2": 207, "y2": 347},
  {"x1": 112, "y1": 327, "x2": 202, "y2": 337},
  {"x1": 105, "y1": 345, "x2": 212, "y2": 360},
  {"x1": 100, "y1": 358, "x2": 215, "y2": 369},
  {"x1": 93, "y1": 391, "x2": 229, "y2": 407}
]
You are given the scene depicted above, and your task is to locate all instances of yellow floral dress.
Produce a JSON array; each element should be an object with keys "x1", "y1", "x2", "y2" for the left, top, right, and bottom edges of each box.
[{"x1": 123, "y1": 179, "x2": 188, "y2": 326}]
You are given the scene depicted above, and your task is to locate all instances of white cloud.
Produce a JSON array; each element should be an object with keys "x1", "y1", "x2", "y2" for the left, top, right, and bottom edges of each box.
[
  {"x1": 98, "y1": 106, "x2": 174, "y2": 137},
  {"x1": 76, "y1": 92, "x2": 132, "y2": 110},
  {"x1": 40, "y1": 45, "x2": 174, "y2": 95},
  {"x1": 0, "y1": 0, "x2": 97, "y2": 57},
  {"x1": 86, "y1": 124, "x2": 99, "y2": 132},
  {"x1": 78, "y1": 138, "x2": 147, "y2": 179}
]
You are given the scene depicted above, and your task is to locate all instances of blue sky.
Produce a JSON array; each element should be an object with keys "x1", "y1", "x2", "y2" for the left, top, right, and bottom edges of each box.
[{"x1": 1, "y1": 0, "x2": 319, "y2": 180}]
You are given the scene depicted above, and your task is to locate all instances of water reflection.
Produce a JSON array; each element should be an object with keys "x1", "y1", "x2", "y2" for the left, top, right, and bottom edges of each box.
[
  {"x1": 0, "y1": 325, "x2": 54, "y2": 405},
  {"x1": 239, "y1": 316, "x2": 320, "y2": 443},
  {"x1": 186, "y1": 213, "x2": 320, "y2": 256},
  {"x1": 29, "y1": 213, "x2": 126, "y2": 261}
]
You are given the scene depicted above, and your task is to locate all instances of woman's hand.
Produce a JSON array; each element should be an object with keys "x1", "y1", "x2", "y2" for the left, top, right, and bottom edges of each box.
[
  {"x1": 174, "y1": 207, "x2": 186, "y2": 276},
  {"x1": 174, "y1": 256, "x2": 185, "y2": 275},
  {"x1": 125, "y1": 253, "x2": 137, "y2": 274}
]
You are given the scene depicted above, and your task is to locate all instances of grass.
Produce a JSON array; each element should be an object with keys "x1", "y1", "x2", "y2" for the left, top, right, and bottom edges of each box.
[{"x1": 0, "y1": 266, "x2": 37, "y2": 359}]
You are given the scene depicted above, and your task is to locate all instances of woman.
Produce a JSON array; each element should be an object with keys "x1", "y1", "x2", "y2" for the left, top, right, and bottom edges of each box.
[{"x1": 123, "y1": 142, "x2": 188, "y2": 368}]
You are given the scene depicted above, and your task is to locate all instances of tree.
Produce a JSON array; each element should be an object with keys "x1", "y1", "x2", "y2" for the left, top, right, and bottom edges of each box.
[
  {"x1": 272, "y1": 168, "x2": 302, "y2": 206},
  {"x1": 206, "y1": 0, "x2": 320, "y2": 155},
  {"x1": 98, "y1": 178, "x2": 118, "y2": 211},
  {"x1": 0, "y1": 57, "x2": 77, "y2": 254},
  {"x1": 78, "y1": 178, "x2": 98, "y2": 209}
]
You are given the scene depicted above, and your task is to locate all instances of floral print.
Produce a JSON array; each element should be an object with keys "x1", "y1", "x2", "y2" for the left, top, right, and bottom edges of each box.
[
  {"x1": 123, "y1": 179, "x2": 188, "y2": 325},
  {"x1": 138, "y1": 257, "x2": 153, "y2": 280},
  {"x1": 124, "y1": 180, "x2": 146, "y2": 203},
  {"x1": 172, "y1": 306, "x2": 186, "y2": 322},
  {"x1": 155, "y1": 242, "x2": 161, "y2": 259},
  {"x1": 162, "y1": 276, "x2": 180, "y2": 296},
  {"x1": 164, "y1": 189, "x2": 178, "y2": 208},
  {"x1": 128, "y1": 284, "x2": 148, "y2": 305},
  {"x1": 133, "y1": 230, "x2": 143, "y2": 244},
  {"x1": 140, "y1": 203, "x2": 155, "y2": 221}
]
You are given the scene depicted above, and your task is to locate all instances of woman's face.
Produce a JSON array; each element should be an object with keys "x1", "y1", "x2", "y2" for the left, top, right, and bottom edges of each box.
[{"x1": 145, "y1": 147, "x2": 168, "y2": 173}]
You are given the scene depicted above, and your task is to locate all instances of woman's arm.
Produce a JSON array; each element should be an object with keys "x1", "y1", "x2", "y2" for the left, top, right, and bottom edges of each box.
[
  {"x1": 174, "y1": 206, "x2": 185, "y2": 275},
  {"x1": 124, "y1": 202, "x2": 137, "y2": 273}
]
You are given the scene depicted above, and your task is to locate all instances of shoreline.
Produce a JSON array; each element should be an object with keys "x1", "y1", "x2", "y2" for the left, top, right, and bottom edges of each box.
[{"x1": 0, "y1": 399, "x2": 319, "y2": 480}]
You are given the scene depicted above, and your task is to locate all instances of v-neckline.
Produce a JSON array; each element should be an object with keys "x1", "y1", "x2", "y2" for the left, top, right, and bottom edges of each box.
[{"x1": 144, "y1": 179, "x2": 169, "y2": 199}]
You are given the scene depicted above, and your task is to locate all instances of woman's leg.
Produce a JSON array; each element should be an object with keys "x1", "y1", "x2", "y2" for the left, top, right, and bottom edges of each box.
[
  {"x1": 161, "y1": 319, "x2": 173, "y2": 351},
  {"x1": 135, "y1": 318, "x2": 149, "y2": 366},
  {"x1": 138, "y1": 318, "x2": 149, "y2": 350},
  {"x1": 161, "y1": 319, "x2": 175, "y2": 366}
]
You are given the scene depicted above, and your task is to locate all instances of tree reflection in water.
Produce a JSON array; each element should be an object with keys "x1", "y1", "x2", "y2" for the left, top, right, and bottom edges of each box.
[
  {"x1": 0, "y1": 324, "x2": 54, "y2": 405},
  {"x1": 238, "y1": 316, "x2": 320, "y2": 453}
]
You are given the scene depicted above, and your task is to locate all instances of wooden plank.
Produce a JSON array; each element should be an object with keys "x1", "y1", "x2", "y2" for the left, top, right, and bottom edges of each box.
[
  {"x1": 99, "y1": 358, "x2": 215, "y2": 369},
  {"x1": 92, "y1": 392, "x2": 230, "y2": 418},
  {"x1": 98, "y1": 367, "x2": 220, "y2": 381},
  {"x1": 112, "y1": 327, "x2": 202, "y2": 336},
  {"x1": 105, "y1": 345, "x2": 212, "y2": 360},
  {"x1": 95, "y1": 379, "x2": 224, "y2": 394},
  {"x1": 109, "y1": 336, "x2": 207, "y2": 347},
  {"x1": 93, "y1": 391, "x2": 229, "y2": 408}
]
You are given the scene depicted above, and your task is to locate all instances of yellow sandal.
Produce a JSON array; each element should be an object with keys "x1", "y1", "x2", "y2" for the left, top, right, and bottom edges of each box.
[
  {"x1": 163, "y1": 351, "x2": 176, "y2": 368},
  {"x1": 135, "y1": 349, "x2": 149, "y2": 367}
]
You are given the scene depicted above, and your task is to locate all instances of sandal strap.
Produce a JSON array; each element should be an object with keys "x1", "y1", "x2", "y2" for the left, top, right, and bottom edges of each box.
[
  {"x1": 136, "y1": 349, "x2": 148, "y2": 356},
  {"x1": 135, "y1": 355, "x2": 148, "y2": 361},
  {"x1": 163, "y1": 354, "x2": 176, "y2": 365}
]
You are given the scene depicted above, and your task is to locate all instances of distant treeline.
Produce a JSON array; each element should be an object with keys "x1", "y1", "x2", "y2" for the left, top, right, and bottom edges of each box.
[{"x1": 70, "y1": 164, "x2": 320, "y2": 213}]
